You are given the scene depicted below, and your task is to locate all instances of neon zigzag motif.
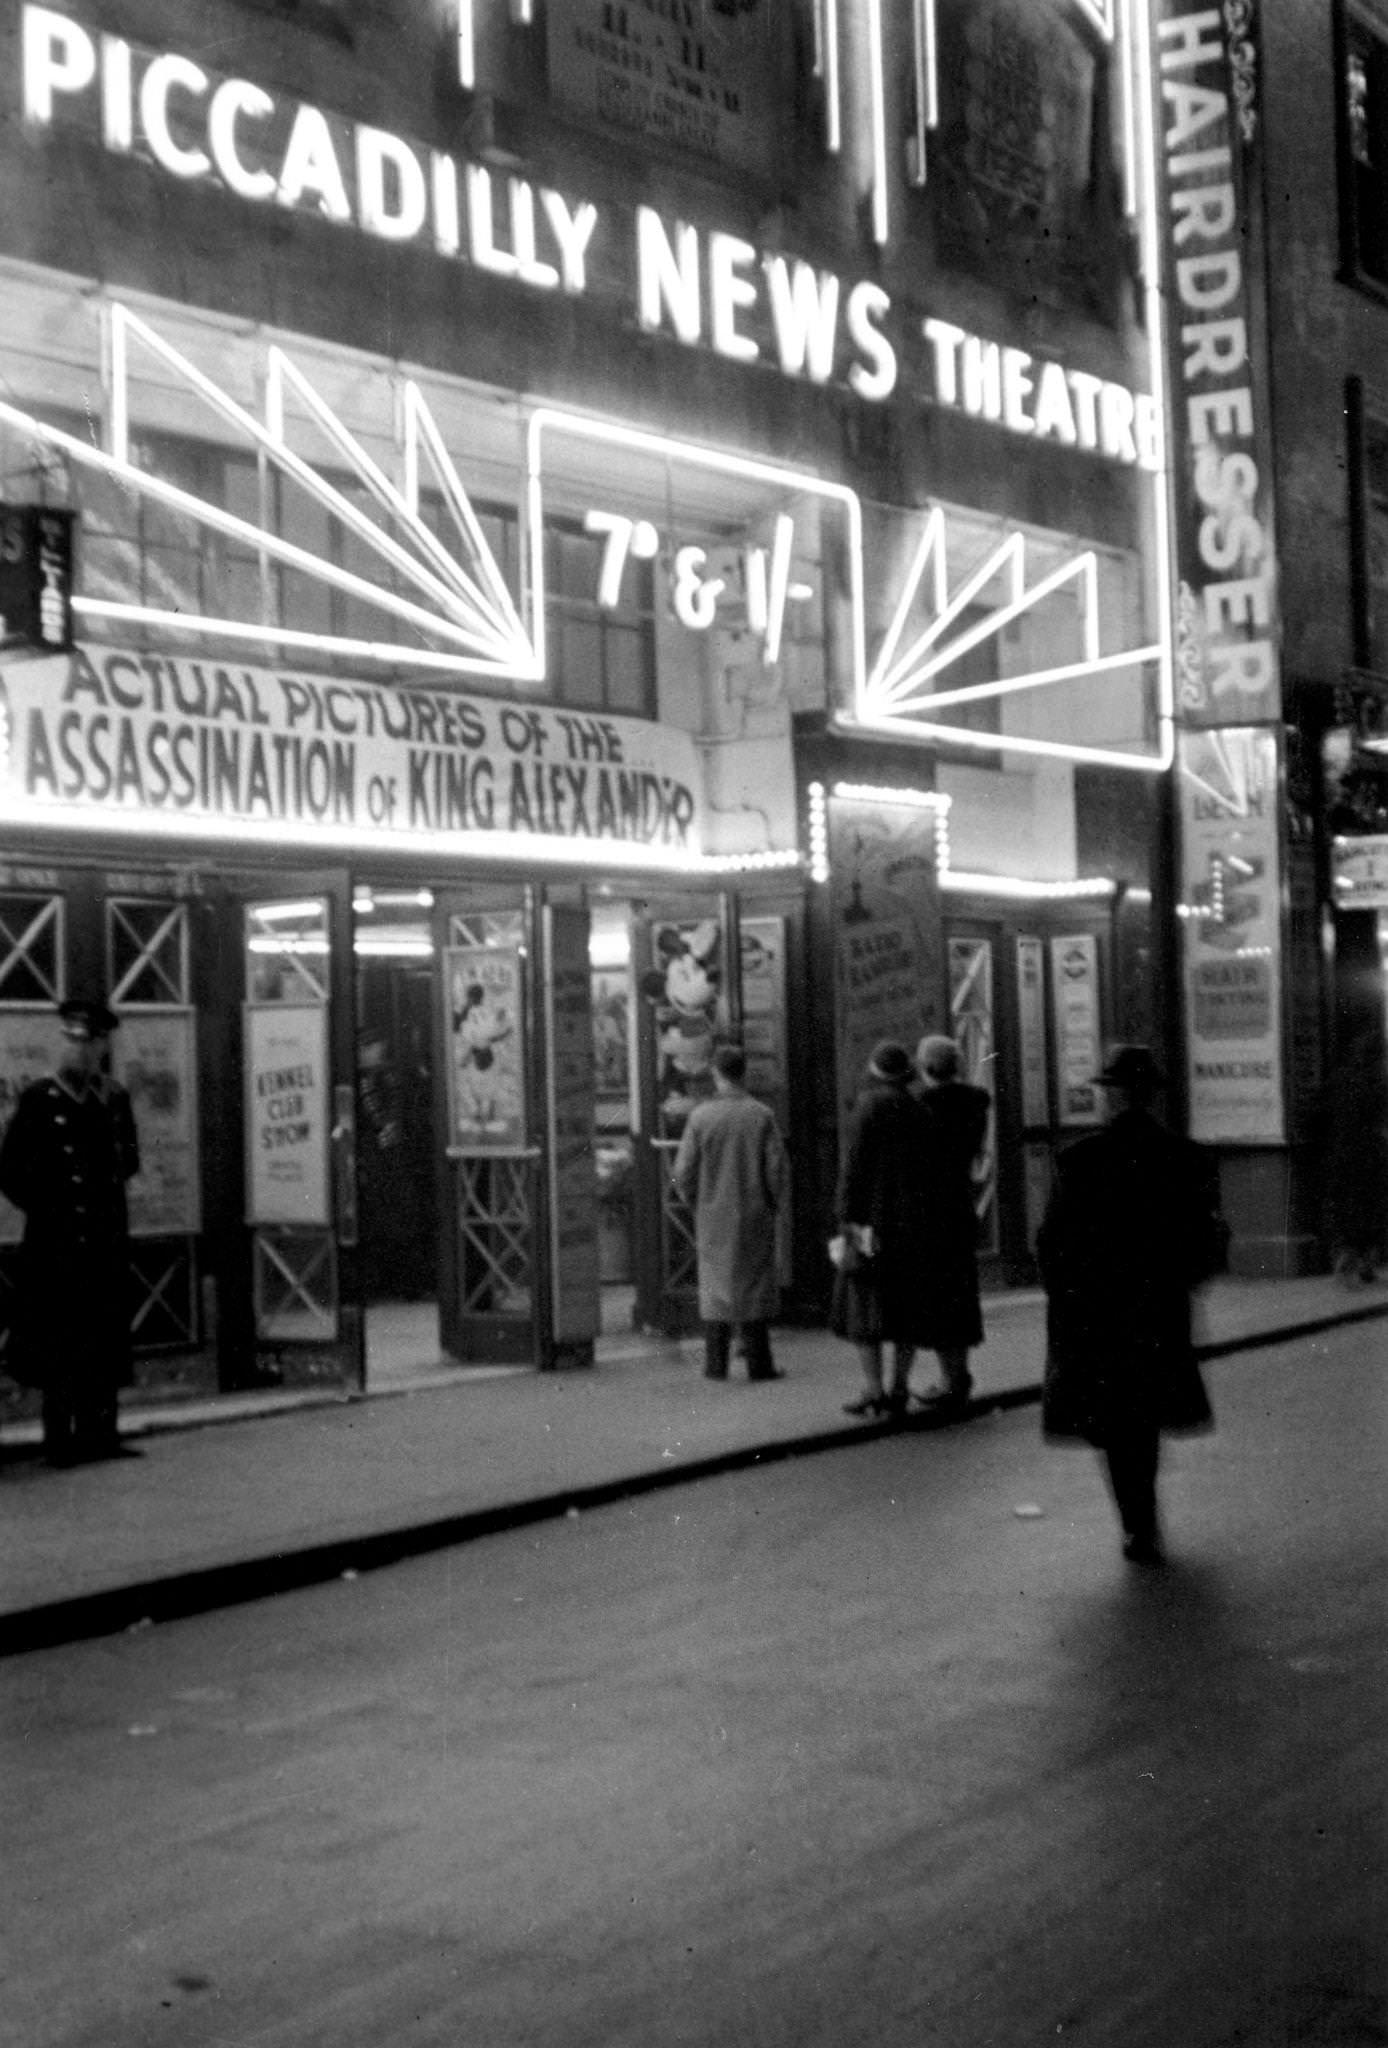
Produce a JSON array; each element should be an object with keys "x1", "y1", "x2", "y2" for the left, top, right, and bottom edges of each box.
[
  {"x1": 858, "y1": 505, "x2": 1163, "y2": 749},
  {"x1": 0, "y1": 303, "x2": 539, "y2": 682}
]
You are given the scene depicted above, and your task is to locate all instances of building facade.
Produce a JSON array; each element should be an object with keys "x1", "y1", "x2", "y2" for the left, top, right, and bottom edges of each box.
[{"x1": 0, "y1": 0, "x2": 1178, "y2": 1407}]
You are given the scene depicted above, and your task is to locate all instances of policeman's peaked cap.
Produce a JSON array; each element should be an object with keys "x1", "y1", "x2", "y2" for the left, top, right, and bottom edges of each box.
[{"x1": 58, "y1": 997, "x2": 121, "y2": 1038}]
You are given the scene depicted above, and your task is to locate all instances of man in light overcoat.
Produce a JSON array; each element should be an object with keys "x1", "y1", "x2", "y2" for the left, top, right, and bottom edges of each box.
[{"x1": 673, "y1": 1042, "x2": 789, "y2": 1382}]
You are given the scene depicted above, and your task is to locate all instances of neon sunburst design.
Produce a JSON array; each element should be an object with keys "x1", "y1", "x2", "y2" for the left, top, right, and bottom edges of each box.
[
  {"x1": 0, "y1": 303, "x2": 539, "y2": 681},
  {"x1": 856, "y1": 506, "x2": 1164, "y2": 763}
]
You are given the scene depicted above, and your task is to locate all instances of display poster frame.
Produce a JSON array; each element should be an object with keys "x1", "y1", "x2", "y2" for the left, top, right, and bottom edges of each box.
[
  {"x1": 1177, "y1": 726, "x2": 1286, "y2": 1145},
  {"x1": 112, "y1": 1006, "x2": 201, "y2": 1237},
  {"x1": 1050, "y1": 934, "x2": 1103, "y2": 1127},
  {"x1": 544, "y1": 905, "x2": 600, "y2": 1350},
  {"x1": 244, "y1": 1002, "x2": 331, "y2": 1227},
  {"x1": 443, "y1": 944, "x2": 528, "y2": 1153},
  {"x1": 829, "y1": 795, "x2": 944, "y2": 1136},
  {"x1": 544, "y1": 0, "x2": 780, "y2": 177},
  {"x1": 1015, "y1": 935, "x2": 1051, "y2": 1129}
]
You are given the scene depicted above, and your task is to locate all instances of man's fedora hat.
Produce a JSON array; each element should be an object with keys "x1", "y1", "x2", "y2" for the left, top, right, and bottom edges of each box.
[
  {"x1": 1093, "y1": 1043, "x2": 1164, "y2": 1092},
  {"x1": 868, "y1": 1040, "x2": 915, "y2": 1084},
  {"x1": 58, "y1": 997, "x2": 121, "y2": 1039}
]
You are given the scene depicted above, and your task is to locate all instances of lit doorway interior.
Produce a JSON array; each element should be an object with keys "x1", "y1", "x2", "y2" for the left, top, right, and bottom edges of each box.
[
  {"x1": 590, "y1": 897, "x2": 638, "y2": 1343},
  {"x1": 354, "y1": 884, "x2": 444, "y2": 1388}
]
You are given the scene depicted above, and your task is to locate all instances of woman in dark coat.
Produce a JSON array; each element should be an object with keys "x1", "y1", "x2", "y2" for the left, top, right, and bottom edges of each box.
[
  {"x1": 914, "y1": 1033, "x2": 989, "y2": 1410},
  {"x1": 833, "y1": 1039, "x2": 980, "y2": 1419},
  {"x1": 1038, "y1": 1045, "x2": 1227, "y2": 1563}
]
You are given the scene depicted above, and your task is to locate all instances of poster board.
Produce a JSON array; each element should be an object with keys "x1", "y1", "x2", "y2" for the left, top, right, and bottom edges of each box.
[
  {"x1": 1050, "y1": 935, "x2": 1103, "y2": 1126},
  {"x1": 444, "y1": 945, "x2": 527, "y2": 1152},
  {"x1": 829, "y1": 794, "x2": 944, "y2": 1133},
  {"x1": 1016, "y1": 936, "x2": 1051, "y2": 1129},
  {"x1": 244, "y1": 1004, "x2": 331, "y2": 1226},
  {"x1": 545, "y1": 906, "x2": 600, "y2": 1348},
  {"x1": 0, "y1": 1008, "x2": 65, "y2": 1245},
  {"x1": 739, "y1": 916, "x2": 788, "y2": 1116},
  {"x1": 112, "y1": 1008, "x2": 201, "y2": 1237},
  {"x1": 1178, "y1": 727, "x2": 1285, "y2": 1144}
]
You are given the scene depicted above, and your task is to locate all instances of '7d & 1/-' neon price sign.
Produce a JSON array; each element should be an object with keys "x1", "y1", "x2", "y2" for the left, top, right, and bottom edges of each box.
[{"x1": 582, "y1": 508, "x2": 815, "y2": 663}]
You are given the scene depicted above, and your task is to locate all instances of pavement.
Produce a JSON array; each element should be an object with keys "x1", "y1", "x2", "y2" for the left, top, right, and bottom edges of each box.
[{"x1": 3, "y1": 1270, "x2": 1386, "y2": 1656}]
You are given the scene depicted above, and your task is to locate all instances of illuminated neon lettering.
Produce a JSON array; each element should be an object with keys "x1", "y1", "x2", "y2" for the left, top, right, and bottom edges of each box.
[
  {"x1": 508, "y1": 181, "x2": 559, "y2": 290},
  {"x1": 431, "y1": 151, "x2": 460, "y2": 255},
  {"x1": 1032, "y1": 359, "x2": 1078, "y2": 445},
  {"x1": 356, "y1": 125, "x2": 427, "y2": 243},
  {"x1": 1001, "y1": 348, "x2": 1035, "y2": 434},
  {"x1": 277, "y1": 103, "x2": 351, "y2": 222},
  {"x1": 539, "y1": 191, "x2": 598, "y2": 294},
  {"x1": 208, "y1": 79, "x2": 276, "y2": 200},
  {"x1": 21, "y1": 6, "x2": 95, "y2": 122},
  {"x1": 708, "y1": 233, "x2": 759, "y2": 364},
  {"x1": 140, "y1": 53, "x2": 211, "y2": 180},
  {"x1": 636, "y1": 208, "x2": 701, "y2": 343},
  {"x1": 100, "y1": 34, "x2": 132, "y2": 151},
  {"x1": 763, "y1": 258, "x2": 840, "y2": 382},
  {"x1": 465, "y1": 166, "x2": 519, "y2": 278},
  {"x1": 845, "y1": 284, "x2": 896, "y2": 400}
]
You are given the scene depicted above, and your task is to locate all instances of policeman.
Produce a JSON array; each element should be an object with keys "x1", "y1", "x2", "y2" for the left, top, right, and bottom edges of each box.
[{"x1": 0, "y1": 997, "x2": 140, "y2": 1465}]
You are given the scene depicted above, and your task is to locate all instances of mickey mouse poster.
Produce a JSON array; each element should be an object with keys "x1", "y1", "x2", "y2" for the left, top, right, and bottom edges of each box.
[
  {"x1": 444, "y1": 946, "x2": 525, "y2": 1149},
  {"x1": 638, "y1": 917, "x2": 727, "y2": 1136}
]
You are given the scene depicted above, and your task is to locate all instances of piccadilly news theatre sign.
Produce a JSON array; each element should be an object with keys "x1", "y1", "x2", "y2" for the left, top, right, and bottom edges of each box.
[{"x1": 0, "y1": 646, "x2": 703, "y2": 857}]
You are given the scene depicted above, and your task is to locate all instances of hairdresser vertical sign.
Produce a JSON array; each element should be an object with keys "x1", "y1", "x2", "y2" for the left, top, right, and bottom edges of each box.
[{"x1": 1155, "y1": 3, "x2": 1286, "y2": 1143}]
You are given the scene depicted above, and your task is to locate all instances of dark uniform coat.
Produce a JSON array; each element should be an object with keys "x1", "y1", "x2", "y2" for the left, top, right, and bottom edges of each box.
[
  {"x1": 673, "y1": 1090, "x2": 789, "y2": 1322},
  {"x1": 0, "y1": 1074, "x2": 140, "y2": 1394},
  {"x1": 831, "y1": 1078, "x2": 984, "y2": 1348},
  {"x1": 1037, "y1": 1108, "x2": 1225, "y2": 1446}
]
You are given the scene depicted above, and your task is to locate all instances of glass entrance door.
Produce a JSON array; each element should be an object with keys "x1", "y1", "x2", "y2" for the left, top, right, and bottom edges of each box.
[
  {"x1": 434, "y1": 884, "x2": 540, "y2": 1364},
  {"x1": 630, "y1": 891, "x2": 735, "y2": 1336},
  {"x1": 241, "y1": 874, "x2": 362, "y2": 1390}
]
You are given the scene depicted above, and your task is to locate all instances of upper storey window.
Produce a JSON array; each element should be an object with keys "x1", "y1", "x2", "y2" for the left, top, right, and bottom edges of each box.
[{"x1": 1342, "y1": 5, "x2": 1388, "y2": 291}]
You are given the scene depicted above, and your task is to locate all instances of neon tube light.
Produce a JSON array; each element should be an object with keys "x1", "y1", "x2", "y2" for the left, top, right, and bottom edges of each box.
[
  {"x1": 940, "y1": 872, "x2": 1117, "y2": 901},
  {"x1": 526, "y1": 407, "x2": 867, "y2": 705},
  {"x1": 822, "y1": 0, "x2": 841, "y2": 154},
  {"x1": 0, "y1": 789, "x2": 793, "y2": 877},
  {"x1": 457, "y1": 0, "x2": 475, "y2": 89},
  {"x1": 867, "y1": 0, "x2": 888, "y2": 246}
]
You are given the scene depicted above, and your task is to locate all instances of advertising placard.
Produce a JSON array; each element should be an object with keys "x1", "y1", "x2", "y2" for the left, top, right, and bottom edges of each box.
[
  {"x1": 546, "y1": 0, "x2": 778, "y2": 176},
  {"x1": 1016, "y1": 935, "x2": 1051, "y2": 1128},
  {"x1": 829, "y1": 795, "x2": 944, "y2": 1133},
  {"x1": 545, "y1": 906, "x2": 599, "y2": 1349},
  {"x1": 1050, "y1": 935, "x2": 1103, "y2": 1127},
  {"x1": 444, "y1": 946, "x2": 527, "y2": 1152},
  {"x1": 244, "y1": 1004, "x2": 330, "y2": 1225},
  {"x1": 1178, "y1": 726, "x2": 1285, "y2": 1144},
  {"x1": 0, "y1": 1007, "x2": 64, "y2": 1245},
  {"x1": 739, "y1": 915, "x2": 788, "y2": 1115},
  {"x1": 0, "y1": 647, "x2": 703, "y2": 858},
  {"x1": 112, "y1": 1008, "x2": 200, "y2": 1237}
]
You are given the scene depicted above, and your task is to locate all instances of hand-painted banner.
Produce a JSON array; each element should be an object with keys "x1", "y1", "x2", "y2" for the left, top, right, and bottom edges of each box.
[
  {"x1": 1154, "y1": 2, "x2": 1282, "y2": 727},
  {"x1": 0, "y1": 647, "x2": 702, "y2": 853}
]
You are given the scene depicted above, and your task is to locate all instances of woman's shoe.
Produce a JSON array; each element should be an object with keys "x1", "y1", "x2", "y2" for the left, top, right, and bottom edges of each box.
[{"x1": 842, "y1": 1393, "x2": 891, "y2": 1418}]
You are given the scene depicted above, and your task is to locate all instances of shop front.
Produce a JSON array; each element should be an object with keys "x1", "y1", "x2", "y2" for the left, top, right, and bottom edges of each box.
[{"x1": 0, "y1": 627, "x2": 807, "y2": 1405}]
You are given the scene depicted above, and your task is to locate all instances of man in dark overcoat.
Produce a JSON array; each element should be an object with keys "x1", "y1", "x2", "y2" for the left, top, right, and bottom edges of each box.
[
  {"x1": 673, "y1": 1043, "x2": 789, "y2": 1382},
  {"x1": 1037, "y1": 1044, "x2": 1227, "y2": 1564},
  {"x1": 0, "y1": 997, "x2": 141, "y2": 1465},
  {"x1": 914, "y1": 1033, "x2": 990, "y2": 1412}
]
